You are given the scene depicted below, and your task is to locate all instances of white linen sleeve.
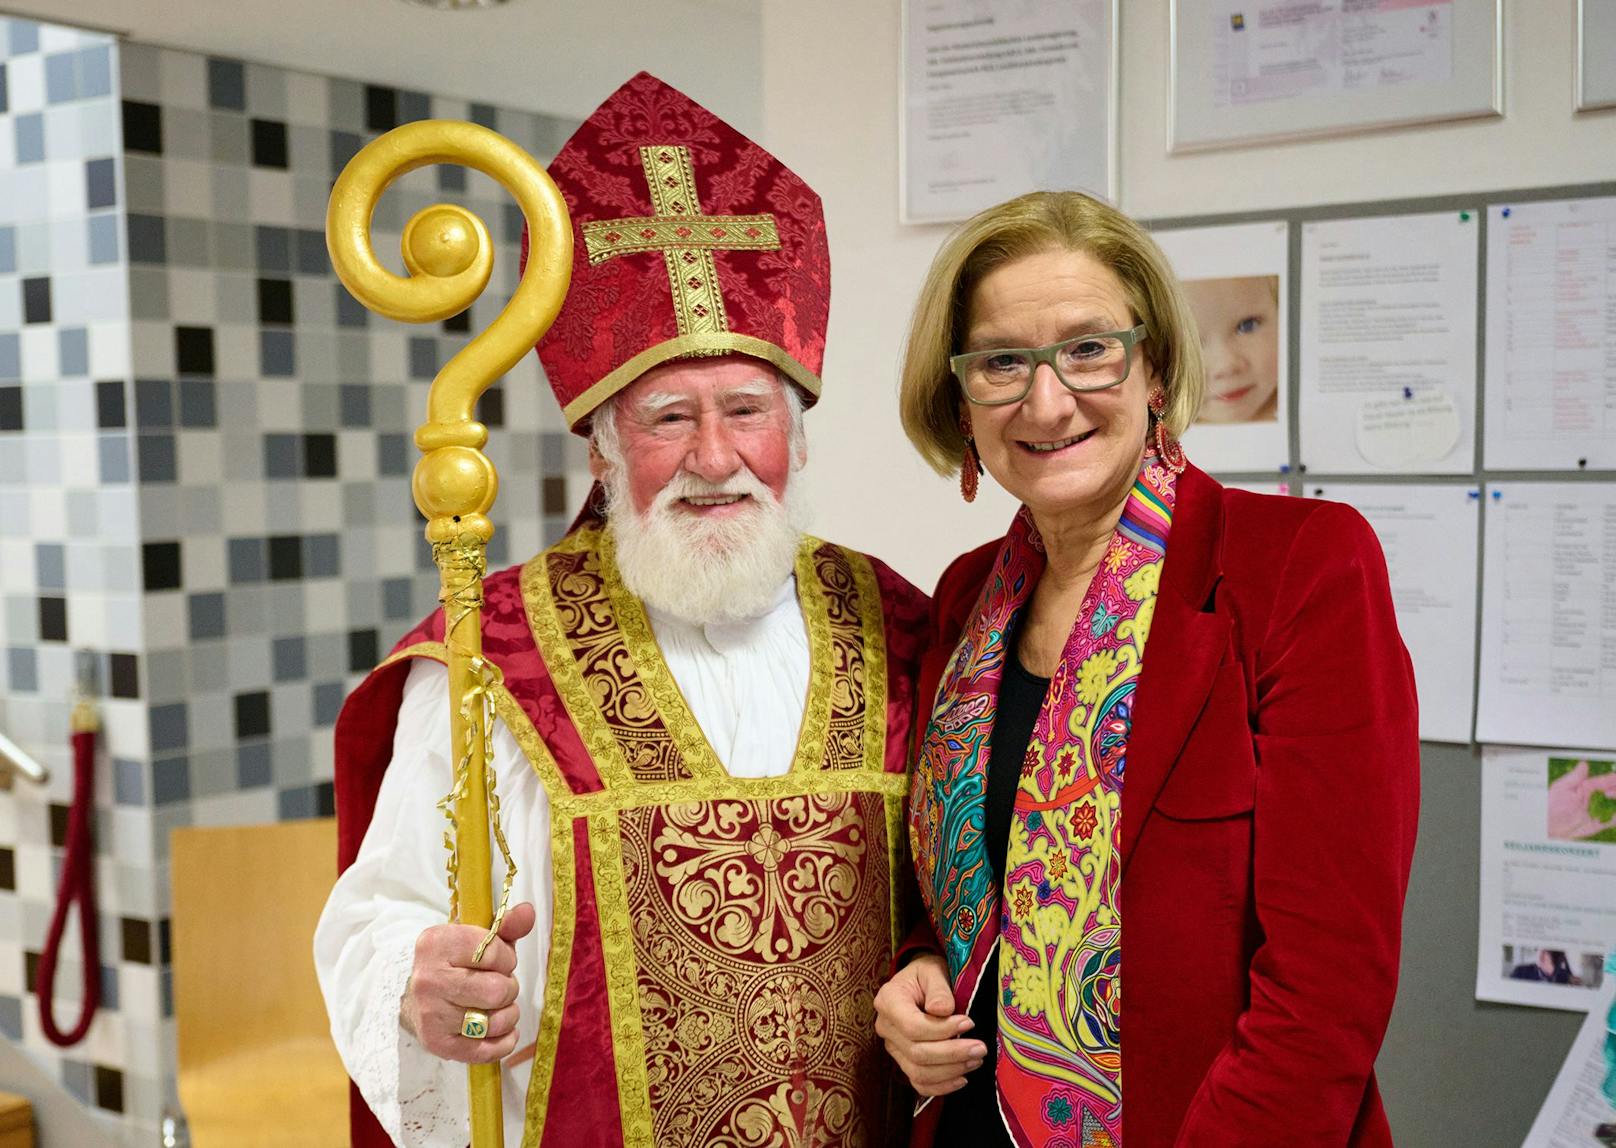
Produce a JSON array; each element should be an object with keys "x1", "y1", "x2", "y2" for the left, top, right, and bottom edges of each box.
[{"x1": 313, "y1": 658, "x2": 552, "y2": 1148}]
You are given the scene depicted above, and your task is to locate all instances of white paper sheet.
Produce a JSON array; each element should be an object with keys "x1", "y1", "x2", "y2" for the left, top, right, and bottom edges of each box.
[
  {"x1": 1298, "y1": 211, "x2": 1478, "y2": 474},
  {"x1": 901, "y1": 0, "x2": 1112, "y2": 224},
  {"x1": 1154, "y1": 220, "x2": 1289, "y2": 473},
  {"x1": 1522, "y1": 952, "x2": 1616, "y2": 1146},
  {"x1": 1476, "y1": 484, "x2": 1616, "y2": 750},
  {"x1": 1211, "y1": 0, "x2": 1454, "y2": 109},
  {"x1": 1477, "y1": 746, "x2": 1616, "y2": 1011},
  {"x1": 1308, "y1": 484, "x2": 1478, "y2": 742},
  {"x1": 1484, "y1": 197, "x2": 1616, "y2": 470}
]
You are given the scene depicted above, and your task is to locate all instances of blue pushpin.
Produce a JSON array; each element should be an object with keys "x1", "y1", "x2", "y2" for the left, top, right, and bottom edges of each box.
[
  {"x1": 1467, "y1": 490, "x2": 1480, "y2": 500},
  {"x1": 1402, "y1": 386, "x2": 1413, "y2": 399},
  {"x1": 1279, "y1": 463, "x2": 1290, "y2": 474},
  {"x1": 1502, "y1": 207, "x2": 1512, "y2": 218},
  {"x1": 1491, "y1": 489, "x2": 1503, "y2": 500}
]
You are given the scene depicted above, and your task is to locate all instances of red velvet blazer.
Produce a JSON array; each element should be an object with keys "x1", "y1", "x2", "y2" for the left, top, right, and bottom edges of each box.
[{"x1": 907, "y1": 462, "x2": 1420, "y2": 1148}]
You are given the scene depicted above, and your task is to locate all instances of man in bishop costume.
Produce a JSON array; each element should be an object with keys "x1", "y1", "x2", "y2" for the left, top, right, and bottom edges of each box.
[{"x1": 314, "y1": 73, "x2": 929, "y2": 1148}]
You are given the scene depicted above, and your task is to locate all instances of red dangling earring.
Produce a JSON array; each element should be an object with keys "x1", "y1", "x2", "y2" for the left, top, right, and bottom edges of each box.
[
  {"x1": 1148, "y1": 390, "x2": 1187, "y2": 475},
  {"x1": 959, "y1": 409, "x2": 980, "y2": 503}
]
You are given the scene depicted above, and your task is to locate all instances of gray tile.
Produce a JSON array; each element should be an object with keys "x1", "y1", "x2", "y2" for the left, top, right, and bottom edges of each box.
[
  {"x1": 208, "y1": 110, "x2": 248, "y2": 166},
  {"x1": 271, "y1": 635, "x2": 306, "y2": 681},
  {"x1": 60, "y1": 1058, "x2": 91, "y2": 1105},
  {"x1": 327, "y1": 79, "x2": 363, "y2": 130},
  {"x1": 57, "y1": 327, "x2": 87, "y2": 376},
  {"x1": 64, "y1": 491, "x2": 96, "y2": 536},
  {"x1": 79, "y1": 45, "x2": 110, "y2": 99},
  {"x1": 113, "y1": 757, "x2": 144, "y2": 805},
  {"x1": 178, "y1": 379, "x2": 216, "y2": 427},
  {"x1": 213, "y1": 273, "x2": 254, "y2": 323},
  {"x1": 168, "y1": 216, "x2": 210, "y2": 267},
  {"x1": 263, "y1": 432, "x2": 299, "y2": 478},
  {"x1": 305, "y1": 533, "x2": 339, "y2": 577},
  {"x1": 335, "y1": 288, "x2": 368, "y2": 329},
  {"x1": 398, "y1": 90, "x2": 431, "y2": 123},
  {"x1": 342, "y1": 481, "x2": 375, "y2": 527},
  {"x1": 35, "y1": 542, "x2": 64, "y2": 589},
  {"x1": 98, "y1": 434, "x2": 131, "y2": 483},
  {"x1": 165, "y1": 107, "x2": 210, "y2": 161},
  {"x1": 267, "y1": 584, "x2": 305, "y2": 630},
  {"x1": 189, "y1": 748, "x2": 235, "y2": 798},
  {"x1": 14, "y1": 111, "x2": 43, "y2": 163},
  {"x1": 84, "y1": 156, "x2": 115, "y2": 208},
  {"x1": 295, "y1": 228, "x2": 328, "y2": 275},
  {"x1": 212, "y1": 219, "x2": 252, "y2": 271},
  {"x1": 0, "y1": 226, "x2": 14, "y2": 273},
  {"x1": 328, "y1": 129, "x2": 361, "y2": 178},
  {"x1": 225, "y1": 587, "x2": 267, "y2": 632},
  {"x1": 312, "y1": 680, "x2": 344, "y2": 726},
  {"x1": 236, "y1": 742, "x2": 271, "y2": 789},
  {"x1": 187, "y1": 592, "x2": 226, "y2": 639},
  {"x1": 408, "y1": 337, "x2": 437, "y2": 380},
  {"x1": 277, "y1": 784, "x2": 315, "y2": 820},
  {"x1": 306, "y1": 631, "x2": 346, "y2": 678},
  {"x1": 43, "y1": 52, "x2": 74, "y2": 103},
  {"x1": 147, "y1": 649, "x2": 191, "y2": 709},
  {"x1": 228, "y1": 536, "x2": 265, "y2": 583},
  {"x1": 255, "y1": 225, "x2": 290, "y2": 273},
  {"x1": 287, "y1": 124, "x2": 322, "y2": 173},
  {"x1": 302, "y1": 382, "x2": 336, "y2": 428},
  {"x1": 126, "y1": 214, "x2": 166, "y2": 264},
  {"x1": 260, "y1": 330, "x2": 295, "y2": 376},
  {"x1": 206, "y1": 57, "x2": 245, "y2": 111},
  {"x1": 245, "y1": 61, "x2": 287, "y2": 118},
  {"x1": 122, "y1": 155, "x2": 165, "y2": 215},
  {"x1": 151, "y1": 756, "x2": 190, "y2": 805},
  {"x1": 6, "y1": 646, "x2": 38, "y2": 692},
  {"x1": 338, "y1": 384, "x2": 370, "y2": 427},
  {"x1": 135, "y1": 379, "x2": 172, "y2": 427},
  {"x1": 0, "y1": 333, "x2": 17, "y2": 380},
  {"x1": 138, "y1": 433, "x2": 176, "y2": 482},
  {"x1": 149, "y1": 702, "x2": 188, "y2": 752},
  {"x1": 87, "y1": 213, "x2": 119, "y2": 265},
  {"x1": 188, "y1": 644, "x2": 228, "y2": 695}
]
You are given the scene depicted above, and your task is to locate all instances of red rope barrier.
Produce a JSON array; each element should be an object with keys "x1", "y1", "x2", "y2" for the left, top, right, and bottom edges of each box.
[{"x1": 35, "y1": 723, "x2": 100, "y2": 1046}]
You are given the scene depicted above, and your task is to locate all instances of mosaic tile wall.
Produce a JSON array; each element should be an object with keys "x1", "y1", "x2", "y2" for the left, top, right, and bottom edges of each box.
[{"x1": 0, "y1": 16, "x2": 586, "y2": 1143}]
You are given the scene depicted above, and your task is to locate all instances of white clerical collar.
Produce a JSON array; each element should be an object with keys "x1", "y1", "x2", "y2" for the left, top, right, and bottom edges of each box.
[{"x1": 644, "y1": 575, "x2": 800, "y2": 655}]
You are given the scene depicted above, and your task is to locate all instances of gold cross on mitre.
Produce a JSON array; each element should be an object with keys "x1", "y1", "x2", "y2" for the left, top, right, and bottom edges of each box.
[{"x1": 580, "y1": 145, "x2": 781, "y2": 336}]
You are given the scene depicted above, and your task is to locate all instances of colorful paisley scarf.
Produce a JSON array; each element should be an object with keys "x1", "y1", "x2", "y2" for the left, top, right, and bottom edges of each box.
[{"x1": 910, "y1": 457, "x2": 1175, "y2": 1148}]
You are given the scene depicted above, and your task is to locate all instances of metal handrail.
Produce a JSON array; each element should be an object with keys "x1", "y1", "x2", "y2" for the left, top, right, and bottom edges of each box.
[{"x1": 0, "y1": 728, "x2": 50, "y2": 785}]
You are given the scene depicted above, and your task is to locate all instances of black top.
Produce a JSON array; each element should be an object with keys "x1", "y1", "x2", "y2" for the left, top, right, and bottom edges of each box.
[{"x1": 936, "y1": 626, "x2": 1050, "y2": 1148}]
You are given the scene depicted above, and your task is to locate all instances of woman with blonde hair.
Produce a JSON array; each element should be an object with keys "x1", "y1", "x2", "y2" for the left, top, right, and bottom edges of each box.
[{"x1": 874, "y1": 191, "x2": 1419, "y2": 1147}]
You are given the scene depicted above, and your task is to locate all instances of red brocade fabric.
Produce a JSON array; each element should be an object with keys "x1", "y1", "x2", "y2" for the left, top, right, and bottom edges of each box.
[
  {"x1": 333, "y1": 540, "x2": 930, "y2": 1148},
  {"x1": 521, "y1": 72, "x2": 831, "y2": 429}
]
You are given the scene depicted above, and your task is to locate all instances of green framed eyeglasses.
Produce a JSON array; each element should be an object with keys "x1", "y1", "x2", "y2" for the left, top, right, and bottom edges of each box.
[{"x1": 950, "y1": 324, "x2": 1149, "y2": 406}]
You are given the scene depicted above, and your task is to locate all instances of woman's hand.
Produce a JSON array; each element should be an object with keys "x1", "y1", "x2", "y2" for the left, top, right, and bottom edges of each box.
[{"x1": 873, "y1": 952, "x2": 987, "y2": 1097}]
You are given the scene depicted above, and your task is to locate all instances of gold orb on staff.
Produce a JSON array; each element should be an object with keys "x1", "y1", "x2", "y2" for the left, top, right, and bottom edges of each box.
[{"x1": 326, "y1": 119, "x2": 573, "y2": 1148}]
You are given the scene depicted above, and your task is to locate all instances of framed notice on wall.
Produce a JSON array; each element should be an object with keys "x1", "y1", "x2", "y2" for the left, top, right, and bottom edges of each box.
[
  {"x1": 1169, "y1": 0, "x2": 1503, "y2": 151},
  {"x1": 1578, "y1": 0, "x2": 1616, "y2": 111},
  {"x1": 901, "y1": 0, "x2": 1115, "y2": 225}
]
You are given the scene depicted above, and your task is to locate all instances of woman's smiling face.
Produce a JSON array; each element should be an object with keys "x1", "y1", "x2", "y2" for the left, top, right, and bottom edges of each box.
[{"x1": 962, "y1": 248, "x2": 1154, "y2": 522}]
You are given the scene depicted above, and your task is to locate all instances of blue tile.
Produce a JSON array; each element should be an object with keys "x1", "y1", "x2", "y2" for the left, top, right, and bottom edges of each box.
[
  {"x1": 0, "y1": 226, "x2": 14, "y2": 273},
  {"x1": 85, "y1": 157, "x2": 116, "y2": 209},
  {"x1": 6, "y1": 646, "x2": 37, "y2": 692},
  {"x1": 271, "y1": 636, "x2": 306, "y2": 681},
  {"x1": 263, "y1": 433, "x2": 300, "y2": 479},
  {"x1": 207, "y1": 57, "x2": 245, "y2": 111},
  {"x1": 305, "y1": 533, "x2": 340, "y2": 577},
  {"x1": 187, "y1": 592, "x2": 226, "y2": 640},
  {"x1": 148, "y1": 702, "x2": 188, "y2": 752},
  {"x1": 0, "y1": 996, "x2": 20, "y2": 1041},
  {"x1": 80, "y1": 46, "x2": 111, "y2": 99},
  {"x1": 9, "y1": 21, "x2": 39, "y2": 55},
  {"x1": 98, "y1": 964, "x2": 119, "y2": 1011},
  {"x1": 0, "y1": 334, "x2": 16, "y2": 380},
  {"x1": 87, "y1": 214, "x2": 118, "y2": 265},
  {"x1": 58, "y1": 327, "x2": 88, "y2": 377},
  {"x1": 113, "y1": 757, "x2": 144, "y2": 805},
  {"x1": 0, "y1": 63, "x2": 8, "y2": 114},
  {"x1": 382, "y1": 577, "x2": 412, "y2": 619},
  {"x1": 15, "y1": 112, "x2": 44, "y2": 164},
  {"x1": 152, "y1": 755, "x2": 190, "y2": 804},
  {"x1": 178, "y1": 379, "x2": 215, "y2": 428},
  {"x1": 44, "y1": 52, "x2": 75, "y2": 104},
  {"x1": 260, "y1": 330, "x2": 295, "y2": 377}
]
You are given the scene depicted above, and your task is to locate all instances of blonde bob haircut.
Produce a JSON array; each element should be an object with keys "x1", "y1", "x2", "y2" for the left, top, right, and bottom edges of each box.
[{"x1": 900, "y1": 190, "x2": 1205, "y2": 476}]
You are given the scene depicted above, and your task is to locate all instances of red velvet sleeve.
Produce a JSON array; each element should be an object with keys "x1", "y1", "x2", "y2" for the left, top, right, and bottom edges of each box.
[{"x1": 1173, "y1": 503, "x2": 1420, "y2": 1146}]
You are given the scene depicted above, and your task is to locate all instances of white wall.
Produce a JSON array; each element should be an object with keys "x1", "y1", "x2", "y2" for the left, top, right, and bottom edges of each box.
[{"x1": 765, "y1": 0, "x2": 1616, "y2": 591}]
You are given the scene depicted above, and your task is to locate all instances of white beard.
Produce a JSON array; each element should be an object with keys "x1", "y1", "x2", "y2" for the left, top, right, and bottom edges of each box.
[{"x1": 604, "y1": 465, "x2": 807, "y2": 626}]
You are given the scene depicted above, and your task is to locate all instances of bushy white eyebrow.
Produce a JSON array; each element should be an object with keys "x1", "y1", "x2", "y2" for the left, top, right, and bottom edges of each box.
[{"x1": 634, "y1": 378, "x2": 780, "y2": 416}]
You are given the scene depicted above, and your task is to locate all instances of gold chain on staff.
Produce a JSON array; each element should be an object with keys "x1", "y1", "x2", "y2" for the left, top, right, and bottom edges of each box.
[{"x1": 432, "y1": 534, "x2": 518, "y2": 964}]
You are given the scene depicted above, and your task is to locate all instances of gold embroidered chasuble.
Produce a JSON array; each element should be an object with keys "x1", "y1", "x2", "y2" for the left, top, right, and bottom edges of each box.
[{"x1": 372, "y1": 527, "x2": 921, "y2": 1147}]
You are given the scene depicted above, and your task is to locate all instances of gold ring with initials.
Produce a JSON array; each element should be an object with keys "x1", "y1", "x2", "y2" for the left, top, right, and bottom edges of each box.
[{"x1": 460, "y1": 1009, "x2": 490, "y2": 1039}]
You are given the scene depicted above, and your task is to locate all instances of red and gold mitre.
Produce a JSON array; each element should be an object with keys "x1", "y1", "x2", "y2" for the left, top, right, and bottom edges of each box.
[{"x1": 525, "y1": 72, "x2": 830, "y2": 431}]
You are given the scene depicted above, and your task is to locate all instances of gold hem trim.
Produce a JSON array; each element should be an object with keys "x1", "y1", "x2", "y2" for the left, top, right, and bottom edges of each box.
[
  {"x1": 590, "y1": 811, "x2": 655, "y2": 1148},
  {"x1": 519, "y1": 811, "x2": 575, "y2": 1147},
  {"x1": 561, "y1": 333, "x2": 823, "y2": 428}
]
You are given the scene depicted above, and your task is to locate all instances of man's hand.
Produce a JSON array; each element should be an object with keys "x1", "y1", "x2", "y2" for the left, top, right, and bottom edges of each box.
[
  {"x1": 400, "y1": 901, "x2": 536, "y2": 1064},
  {"x1": 873, "y1": 952, "x2": 986, "y2": 1097}
]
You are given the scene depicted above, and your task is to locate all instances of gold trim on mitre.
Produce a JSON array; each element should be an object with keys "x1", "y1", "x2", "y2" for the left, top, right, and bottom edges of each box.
[{"x1": 561, "y1": 333, "x2": 824, "y2": 429}]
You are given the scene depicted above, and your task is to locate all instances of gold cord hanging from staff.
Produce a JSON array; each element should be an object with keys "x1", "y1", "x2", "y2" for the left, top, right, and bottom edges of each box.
[{"x1": 326, "y1": 120, "x2": 573, "y2": 1148}]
